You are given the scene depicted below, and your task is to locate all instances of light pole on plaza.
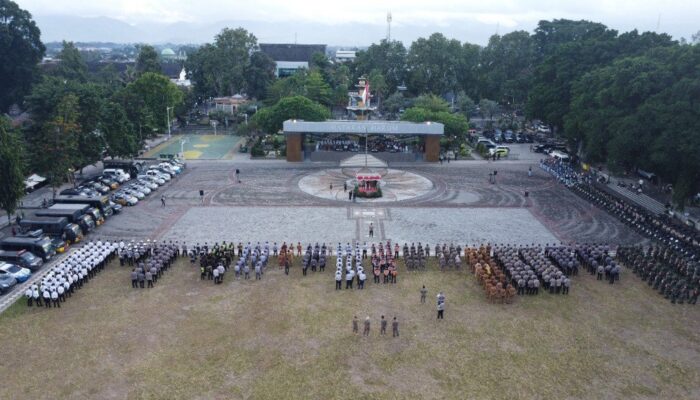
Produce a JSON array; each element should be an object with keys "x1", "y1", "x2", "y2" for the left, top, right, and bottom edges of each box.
[{"x1": 166, "y1": 106, "x2": 174, "y2": 140}]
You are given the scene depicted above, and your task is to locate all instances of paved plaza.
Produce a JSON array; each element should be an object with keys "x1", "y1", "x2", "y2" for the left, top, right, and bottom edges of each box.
[{"x1": 94, "y1": 158, "x2": 644, "y2": 247}]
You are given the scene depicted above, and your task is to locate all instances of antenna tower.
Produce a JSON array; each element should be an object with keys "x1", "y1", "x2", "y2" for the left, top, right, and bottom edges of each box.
[{"x1": 386, "y1": 12, "x2": 392, "y2": 41}]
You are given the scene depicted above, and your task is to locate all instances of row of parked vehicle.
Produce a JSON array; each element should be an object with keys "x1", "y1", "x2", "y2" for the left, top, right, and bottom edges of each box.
[{"x1": 0, "y1": 158, "x2": 186, "y2": 295}]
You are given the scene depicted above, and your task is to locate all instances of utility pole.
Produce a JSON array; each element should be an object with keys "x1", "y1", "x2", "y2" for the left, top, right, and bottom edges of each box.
[
  {"x1": 386, "y1": 12, "x2": 392, "y2": 41},
  {"x1": 166, "y1": 106, "x2": 173, "y2": 139}
]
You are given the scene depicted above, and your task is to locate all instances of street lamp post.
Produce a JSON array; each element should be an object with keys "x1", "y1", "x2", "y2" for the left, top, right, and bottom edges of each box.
[{"x1": 166, "y1": 106, "x2": 174, "y2": 139}]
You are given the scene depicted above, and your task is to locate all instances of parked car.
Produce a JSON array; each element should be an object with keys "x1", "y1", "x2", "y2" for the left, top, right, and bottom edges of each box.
[
  {"x1": 504, "y1": 130, "x2": 514, "y2": 143},
  {"x1": 137, "y1": 179, "x2": 158, "y2": 190},
  {"x1": 130, "y1": 183, "x2": 151, "y2": 195},
  {"x1": 0, "y1": 249, "x2": 43, "y2": 271},
  {"x1": 86, "y1": 181, "x2": 110, "y2": 194},
  {"x1": 103, "y1": 168, "x2": 130, "y2": 183},
  {"x1": 0, "y1": 262, "x2": 31, "y2": 283},
  {"x1": 121, "y1": 188, "x2": 144, "y2": 200},
  {"x1": 146, "y1": 169, "x2": 170, "y2": 182},
  {"x1": 99, "y1": 176, "x2": 120, "y2": 190},
  {"x1": 109, "y1": 200, "x2": 123, "y2": 214},
  {"x1": 138, "y1": 174, "x2": 165, "y2": 185},
  {"x1": 0, "y1": 273, "x2": 17, "y2": 295},
  {"x1": 489, "y1": 145, "x2": 510, "y2": 157},
  {"x1": 112, "y1": 193, "x2": 137, "y2": 206}
]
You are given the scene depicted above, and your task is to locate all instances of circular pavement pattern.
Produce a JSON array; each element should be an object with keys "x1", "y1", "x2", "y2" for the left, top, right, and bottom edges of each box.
[{"x1": 298, "y1": 168, "x2": 447, "y2": 203}]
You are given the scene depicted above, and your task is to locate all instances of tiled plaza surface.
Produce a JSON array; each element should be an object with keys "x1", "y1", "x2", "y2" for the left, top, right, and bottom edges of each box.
[{"x1": 93, "y1": 159, "x2": 645, "y2": 247}]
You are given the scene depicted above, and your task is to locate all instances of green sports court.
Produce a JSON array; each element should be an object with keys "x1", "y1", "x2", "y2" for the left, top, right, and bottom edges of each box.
[{"x1": 144, "y1": 135, "x2": 243, "y2": 160}]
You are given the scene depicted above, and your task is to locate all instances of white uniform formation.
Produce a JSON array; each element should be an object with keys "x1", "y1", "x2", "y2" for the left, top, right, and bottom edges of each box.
[
  {"x1": 335, "y1": 242, "x2": 366, "y2": 290},
  {"x1": 25, "y1": 240, "x2": 117, "y2": 308}
]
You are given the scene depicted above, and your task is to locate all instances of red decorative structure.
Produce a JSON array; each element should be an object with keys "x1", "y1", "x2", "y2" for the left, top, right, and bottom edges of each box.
[{"x1": 356, "y1": 173, "x2": 382, "y2": 195}]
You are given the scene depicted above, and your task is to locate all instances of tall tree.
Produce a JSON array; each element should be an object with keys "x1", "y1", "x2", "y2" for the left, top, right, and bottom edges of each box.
[
  {"x1": 100, "y1": 102, "x2": 138, "y2": 158},
  {"x1": 478, "y1": 31, "x2": 535, "y2": 105},
  {"x1": 245, "y1": 51, "x2": 276, "y2": 100},
  {"x1": 30, "y1": 94, "x2": 80, "y2": 196},
  {"x1": 0, "y1": 116, "x2": 25, "y2": 224},
  {"x1": 407, "y1": 33, "x2": 462, "y2": 95},
  {"x1": 0, "y1": 0, "x2": 45, "y2": 111},
  {"x1": 135, "y1": 44, "x2": 161, "y2": 76},
  {"x1": 54, "y1": 41, "x2": 88, "y2": 82},
  {"x1": 353, "y1": 39, "x2": 407, "y2": 94},
  {"x1": 122, "y1": 72, "x2": 184, "y2": 134},
  {"x1": 214, "y1": 27, "x2": 258, "y2": 95},
  {"x1": 187, "y1": 28, "x2": 259, "y2": 97}
]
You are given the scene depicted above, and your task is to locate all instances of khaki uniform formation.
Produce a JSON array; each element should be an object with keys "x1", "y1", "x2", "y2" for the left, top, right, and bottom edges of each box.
[
  {"x1": 127, "y1": 241, "x2": 177, "y2": 289},
  {"x1": 352, "y1": 315, "x2": 399, "y2": 337},
  {"x1": 25, "y1": 240, "x2": 117, "y2": 308},
  {"x1": 618, "y1": 245, "x2": 699, "y2": 304},
  {"x1": 467, "y1": 245, "x2": 516, "y2": 303}
]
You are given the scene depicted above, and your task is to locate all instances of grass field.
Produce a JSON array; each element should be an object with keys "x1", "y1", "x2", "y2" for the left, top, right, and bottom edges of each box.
[{"x1": 0, "y1": 257, "x2": 698, "y2": 400}]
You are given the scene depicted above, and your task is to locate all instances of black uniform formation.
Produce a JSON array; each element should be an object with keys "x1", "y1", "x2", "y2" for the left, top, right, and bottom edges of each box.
[
  {"x1": 190, "y1": 242, "x2": 235, "y2": 282},
  {"x1": 617, "y1": 246, "x2": 699, "y2": 304},
  {"x1": 404, "y1": 242, "x2": 428, "y2": 270},
  {"x1": 300, "y1": 243, "x2": 328, "y2": 276},
  {"x1": 570, "y1": 182, "x2": 699, "y2": 254}
]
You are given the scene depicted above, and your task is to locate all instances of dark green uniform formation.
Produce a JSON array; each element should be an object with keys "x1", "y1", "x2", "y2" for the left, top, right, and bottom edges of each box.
[{"x1": 617, "y1": 246, "x2": 699, "y2": 304}]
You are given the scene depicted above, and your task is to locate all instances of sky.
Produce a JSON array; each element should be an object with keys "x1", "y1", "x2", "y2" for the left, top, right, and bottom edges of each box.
[{"x1": 16, "y1": 0, "x2": 700, "y2": 45}]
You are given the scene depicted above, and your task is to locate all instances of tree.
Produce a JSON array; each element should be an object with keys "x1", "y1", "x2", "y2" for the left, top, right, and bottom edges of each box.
[
  {"x1": 245, "y1": 51, "x2": 276, "y2": 100},
  {"x1": 187, "y1": 28, "x2": 259, "y2": 97},
  {"x1": 457, "y1": 43, "x2": 481, "y2": 99},
  {"x1": 0, "y1": 117, "x2": 25, "y2": 224},
  {"x1": 478, "y1": 31, "x2": 535, "y2": 105},
  {"x1": 401, "y1": 107, "x2": 469, "y2": 139},
  {"x1": 100, "y1": 102, "x2": 138, "y2": 158},
  {"x1": 304, "y1": 70, "x2": 332, "y2": 106},
  {"x1": 368, "y1": 69, "x2": 387, "y2": 109},
  {"x1": 30, "y1": 94, "x2": 80, "y2": 196},
  {"x1": 479, "y1": 99, "x2": 499, "y2": 121},
  {"x1": 135, "y1": 44, "x2": 161, "y2": 76},
  {"x1": 412, "y1": 94, "x2": 450, "y2": 113},
  {"x1": 54, "y1": 41, "x2": 88, "y2": 82},
  {"x1": 456, "y1": 91, "x2": 476, "y2": 116},
  {"x1": 0, "y1": 0, "x2": 45, "y2": 112},
  {"x1": 214, "y1": 27, "x2": 258, "y2": 95},
  {"x1": 123, "y1": 72, "x2": 184, "y2": 134},
  {"x1": 382, "y1": 92, "x2": 406, "y2": 116},
  {"x1": 252, "y1": 96, "x2": 330, "y2": 134},
  {"x1": 353, "y1": 39, "x2": 407, "y2": 94},
  {"x1": 407, "y1": 33, "x2": 462, "y2": 95}
]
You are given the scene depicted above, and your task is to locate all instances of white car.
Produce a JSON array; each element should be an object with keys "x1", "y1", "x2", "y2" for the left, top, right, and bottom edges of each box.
[
  {"x1": 0, "y1": 262, "x2": 31, "y2": 283},
  {"x1": 122, "y1": 188, "x2": 145, "y2": 200},
  {"x1": 138, "y1": 174, "x2": 165, "y2": 185},
  {"x1": 130, "y1": 184, "x2": 151, "y2": 195},
  {"x1": 147, "y1": 169, "x2": 171, "y2": 181},
  {"x1": 103, "y1": 168, "x2": 130, "y2": 183},
  {"x1": 159, "y1": 163, "x2": 181, "y2": 174},
  {"x1": 138, "y1": 179, "x2": 159, "y2": 190}
]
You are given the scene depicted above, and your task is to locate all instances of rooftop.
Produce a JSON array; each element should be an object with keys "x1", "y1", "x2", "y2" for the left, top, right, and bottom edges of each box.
[{"x1": 283, "y1": 120, "x2": 444, "y2": 136}]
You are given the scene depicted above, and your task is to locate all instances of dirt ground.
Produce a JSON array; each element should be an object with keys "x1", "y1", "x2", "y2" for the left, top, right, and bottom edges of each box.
[{"x1": 0, "y1": 257, "x2": 698, "y2": 400}]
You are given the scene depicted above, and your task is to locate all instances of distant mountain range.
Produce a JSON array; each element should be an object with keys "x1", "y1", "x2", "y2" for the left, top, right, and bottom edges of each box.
[{"x1": 33, "y1": 14, "x2": 503, "y2": 46}]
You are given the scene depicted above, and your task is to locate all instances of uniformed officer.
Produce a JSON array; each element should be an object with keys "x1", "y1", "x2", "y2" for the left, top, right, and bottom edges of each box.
[
  {"x1": 25, "y1": 288, "x2": 33, "y2": 307},
  {"x1": 420, "y1": 285, "x2": 427, "y2": 303},
  {"x1": 363, "y1": 316, "x2": 371, "y2": 336},
  {"x1": 352, "y1": 316, "x2": 359, "y2": 334},
  {"x1": 380, "y1": 315, "x2": 387, "y2": 335},
  {"x1": 392, "y1": 317, "x2": 399, "y2": 337}
]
